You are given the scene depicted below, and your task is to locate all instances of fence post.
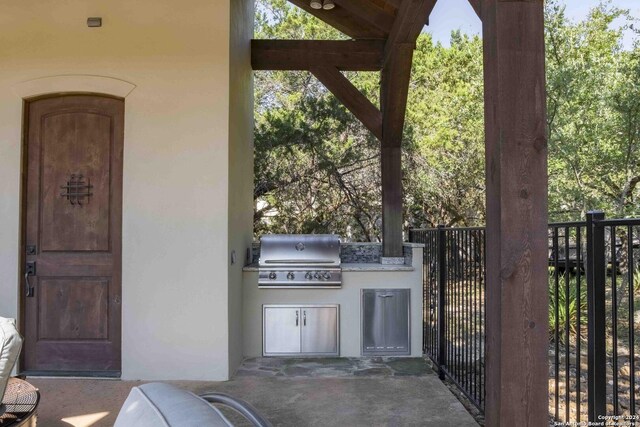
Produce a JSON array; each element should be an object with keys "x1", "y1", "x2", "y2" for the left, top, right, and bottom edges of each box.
[
  {"x1": 586, "y1": 211, "x2": 607, "y2": 421},
  {"x1": 437, "y1": 225, "x2": 446, "y2": 380}
]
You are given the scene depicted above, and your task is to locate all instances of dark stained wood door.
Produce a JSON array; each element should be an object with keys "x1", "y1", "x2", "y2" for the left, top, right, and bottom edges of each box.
[{"x1": 23, "y1": 95, "x2": 123, "y2": 375}]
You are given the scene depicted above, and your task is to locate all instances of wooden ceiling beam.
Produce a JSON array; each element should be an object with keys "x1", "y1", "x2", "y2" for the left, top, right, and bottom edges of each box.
[
  {"x1": 384, "y1": 0, "x2": 437, "y2": 61},
  {"x1": 332, "y1": 0, "x2": 396, "y2": 36},
  {"x1": 251, "y1": 39, "x2": 384, "y2": 71},
  {"x1": 286, "y1": 0, "x2": 387, "y2": 39},
  {"x1": 384, "y1": 0, "x2": 403, "y2": 9},
  {"x1": 467, "y1": 0, "x2": 481, "y2": 20},
  {"x1": 311, "y1": 66, "x2": 383, "y2": 141}
]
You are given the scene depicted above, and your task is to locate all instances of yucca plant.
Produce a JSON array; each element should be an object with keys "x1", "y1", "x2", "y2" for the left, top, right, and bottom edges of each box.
[
  {"x1": 633, "y1": 269, "x2": 640, "y2": 294},
  {"x1": 548, "y1": 272, "x2": 588, "y2": 343}
]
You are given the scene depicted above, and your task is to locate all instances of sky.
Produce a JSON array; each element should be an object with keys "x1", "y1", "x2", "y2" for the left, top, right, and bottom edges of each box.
[{"x1": 427, "y1": 0, "x2": 639, "y2": 49}]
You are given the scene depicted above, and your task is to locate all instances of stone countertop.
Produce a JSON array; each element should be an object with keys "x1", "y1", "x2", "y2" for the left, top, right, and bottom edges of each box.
[{"x1": 242, "y1": 263, "x2": 414, "y2": 272}]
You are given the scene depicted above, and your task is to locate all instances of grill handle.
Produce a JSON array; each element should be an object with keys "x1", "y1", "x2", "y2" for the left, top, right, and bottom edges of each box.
[{"x1": 262, "y1": 259, "x2": 337, "y2": 264}]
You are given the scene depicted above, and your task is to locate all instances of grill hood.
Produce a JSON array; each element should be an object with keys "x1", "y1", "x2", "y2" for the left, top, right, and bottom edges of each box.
[{"x1": 259, "y1": 234, "x2": 341, "y2": 267}]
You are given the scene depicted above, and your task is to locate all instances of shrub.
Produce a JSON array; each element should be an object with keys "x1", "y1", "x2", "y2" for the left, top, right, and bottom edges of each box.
[{"x1": 548, "y1": 272, "x2": 587, "y2": 343}]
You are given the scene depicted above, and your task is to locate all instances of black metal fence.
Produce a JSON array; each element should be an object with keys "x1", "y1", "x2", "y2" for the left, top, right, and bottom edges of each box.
[
  {"x1": 409, "y1": 226, "x2": 486, "y2": 411},
  {"x1": 409, "y1": 212, "x2": 640, "y2": 423}
]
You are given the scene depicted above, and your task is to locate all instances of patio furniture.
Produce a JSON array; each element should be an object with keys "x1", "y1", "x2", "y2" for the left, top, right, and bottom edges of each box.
[
  {"x1": 0, "y1": 317, "x2": 38, "y2": 426},
  {"x1": 1, "y1": 318, "x2": 23, "y2": 410},
  {"x1": 0, "y1": 378, "x2": 39, "y2": 427},
  {"x1": 115, "y1": 382, "x2": 272, "y2": 427}
]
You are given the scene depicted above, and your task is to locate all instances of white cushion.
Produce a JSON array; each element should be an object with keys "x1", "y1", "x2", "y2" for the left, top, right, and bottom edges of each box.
[
  {"x1": 114, "y1": 382, "x2": 233, "y2": 427},
  {"x1": 0, "y1": 317, "x2": 23, "y2": 403}
]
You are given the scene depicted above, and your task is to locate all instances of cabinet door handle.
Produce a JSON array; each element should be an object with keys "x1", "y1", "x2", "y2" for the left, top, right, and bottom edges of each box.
[
  {"x1": 303, "y1": 310, "x2": 306, "y2": 326},
  {"x1": 295, "y1": 311, "x2": 299, "y2": 326}
]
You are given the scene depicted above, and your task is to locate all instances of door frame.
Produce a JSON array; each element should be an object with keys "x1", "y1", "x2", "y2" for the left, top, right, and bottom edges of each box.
[{"x1": 18, "y1": 91, "x2": 126, "y2": 376}]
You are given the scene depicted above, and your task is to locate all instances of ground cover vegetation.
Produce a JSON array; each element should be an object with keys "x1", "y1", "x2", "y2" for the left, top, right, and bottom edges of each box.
[{"x1": 254, "y1": 0, "x2": 640, "y2": 239}]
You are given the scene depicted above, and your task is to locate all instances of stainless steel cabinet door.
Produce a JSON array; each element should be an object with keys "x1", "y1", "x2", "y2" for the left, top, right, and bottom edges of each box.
[
  {"x1": 362, "y1": 289, "x2": 410, "y2": 355},
  {"x1": 263, "y1": 307, "x2": 301, "y2": 355},
  {"x1": 301, "y1": 307, "x2": 338, "y2": 355},
  {"x1": 383, "y1": 290, "x2": 410, "y2": 353},
  {"x1": 362, "y1": 290, "x2": 386, "y2": 352}
]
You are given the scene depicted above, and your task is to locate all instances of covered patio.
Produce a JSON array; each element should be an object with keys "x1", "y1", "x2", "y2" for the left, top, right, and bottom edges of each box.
[
  {"x1": 252, "y1": 0, "x2": 548, "y2": 425},
  {"x1": 29, "y1": 358, "x2": 478, "y2": 426},
  {"x1": 0, "y1": 0, "x2": 548, "y2": 425}
]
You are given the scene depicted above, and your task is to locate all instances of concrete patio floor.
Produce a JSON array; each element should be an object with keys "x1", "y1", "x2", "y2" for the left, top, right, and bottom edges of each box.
[{"x1": 28, "y1": 358, "x2": 479, "y2": 427}]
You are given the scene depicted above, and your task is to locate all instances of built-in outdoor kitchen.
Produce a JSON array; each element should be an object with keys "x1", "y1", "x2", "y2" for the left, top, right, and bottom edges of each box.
[{"x1": 242, "y1": 235, "x2": 424, "y2": 358}]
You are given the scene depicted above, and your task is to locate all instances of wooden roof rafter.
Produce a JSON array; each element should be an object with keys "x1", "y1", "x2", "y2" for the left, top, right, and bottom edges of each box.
[
  {"x1": 286, "y1": 0, "x2": 389, "y2": 39},
  {"x1": 310, "y1": 66, "x2": 383, "y2": 140},
  {"x1": 384, "y1": 0, "x2": 437, "y2": 61},
  {"x1": 332, "y1": 0, "x2": 396, "y2": 35}
]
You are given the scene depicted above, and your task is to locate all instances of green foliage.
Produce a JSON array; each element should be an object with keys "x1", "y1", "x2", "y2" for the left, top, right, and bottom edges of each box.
[
  {"x1": 546, "y1": 0, "x2": 640, "y2": 220},
  {"x1": 254, "y1": 0, "x2": 640, "y2": 239},
  {"x1": 548, "y1": 272, "x2": 588, "y2": 343},
  {"x1": 404, "y1": 31, "x2": 485, "y2": 228},
  {"x1": 254, "y1": 0, "x2": 384, "y2": 240}
]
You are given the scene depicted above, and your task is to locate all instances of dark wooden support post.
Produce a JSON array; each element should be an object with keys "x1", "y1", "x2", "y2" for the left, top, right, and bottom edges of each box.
[
  {"x1": 481, "y1": 0, "x2": 548, "y2": 425},
  {"x1": 379, "y1": 0, "x2": 435, "y2": 258},
  {"x1": 381, "y1": 44, "x2": 413, "y2": 258}
]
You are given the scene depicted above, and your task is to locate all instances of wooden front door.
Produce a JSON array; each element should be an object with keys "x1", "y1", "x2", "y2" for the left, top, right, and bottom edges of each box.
[{"x1": 22, "y1": 95, "x2": 123, "y2": 375}]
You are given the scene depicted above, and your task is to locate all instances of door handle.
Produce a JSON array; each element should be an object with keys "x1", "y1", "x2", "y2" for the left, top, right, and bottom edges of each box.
[
  {"x1": 25, "y1": 272, "x2": 34, "y2": 297},
  {"x1": 295, "y1": 311, "x2": 299, "y2": 326},
  {"x1": 25, "y1": 261, "x2": 36, "y2": 297},
  {"x1": 303, "y1": 310, "x2": 306, "y2": 326}
]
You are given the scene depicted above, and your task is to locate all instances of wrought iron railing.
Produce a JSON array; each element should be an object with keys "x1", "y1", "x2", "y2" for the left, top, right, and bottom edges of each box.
[
  {"x1": 409, "y1": 212, "x2": 640, "y2": 423},
  {"x1": 409, "y1": 226, "x2": 486, "y2": 411}
]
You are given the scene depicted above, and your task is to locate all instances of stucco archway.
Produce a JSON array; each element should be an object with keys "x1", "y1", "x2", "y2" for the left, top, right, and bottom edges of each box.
[{"x1": 12, "y1": 75, "x2": 136, "y2": 100}]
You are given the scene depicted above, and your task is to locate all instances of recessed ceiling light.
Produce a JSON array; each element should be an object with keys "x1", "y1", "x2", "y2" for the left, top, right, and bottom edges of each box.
[{"x1": 87, "y1": 17, "x2": 102, "y2": 28}]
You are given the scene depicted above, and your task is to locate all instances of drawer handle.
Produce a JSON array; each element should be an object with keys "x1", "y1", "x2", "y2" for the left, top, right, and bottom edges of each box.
[{"x1": 378, "y1": 294, "x2": 394, "y2": 298}]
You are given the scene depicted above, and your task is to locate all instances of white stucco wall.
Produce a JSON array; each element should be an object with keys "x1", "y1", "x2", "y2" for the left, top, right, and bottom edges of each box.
[
  {"x1": 228, "y1": 0, "x2": 255, "y2": 376},
  {"x1": 0, "y1": 0, "x2": 253, "y2": 380}
]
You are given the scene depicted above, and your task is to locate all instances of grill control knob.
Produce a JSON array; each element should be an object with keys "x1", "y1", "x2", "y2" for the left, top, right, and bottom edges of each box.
[
  {"x1": 314, "y1": 272, "x2": 321, "y2": 280},
  {"x1": 268, "y1": 272, "x2": 277, "y2": 280},
  {"x1": 323, "y1": 272, "x2": 331, "y2": 280},
  {"x1": 305, "y1": 272, "x2": 313, "y2": 280},
  {"x1": 287, "y1": 272, "x2": 295, "y2": 280}
]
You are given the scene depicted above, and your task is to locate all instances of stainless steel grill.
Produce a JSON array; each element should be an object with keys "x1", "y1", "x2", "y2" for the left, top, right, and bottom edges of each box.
[{"x1": 258, "y1": 234, "x2": 342, "y2": 288}]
